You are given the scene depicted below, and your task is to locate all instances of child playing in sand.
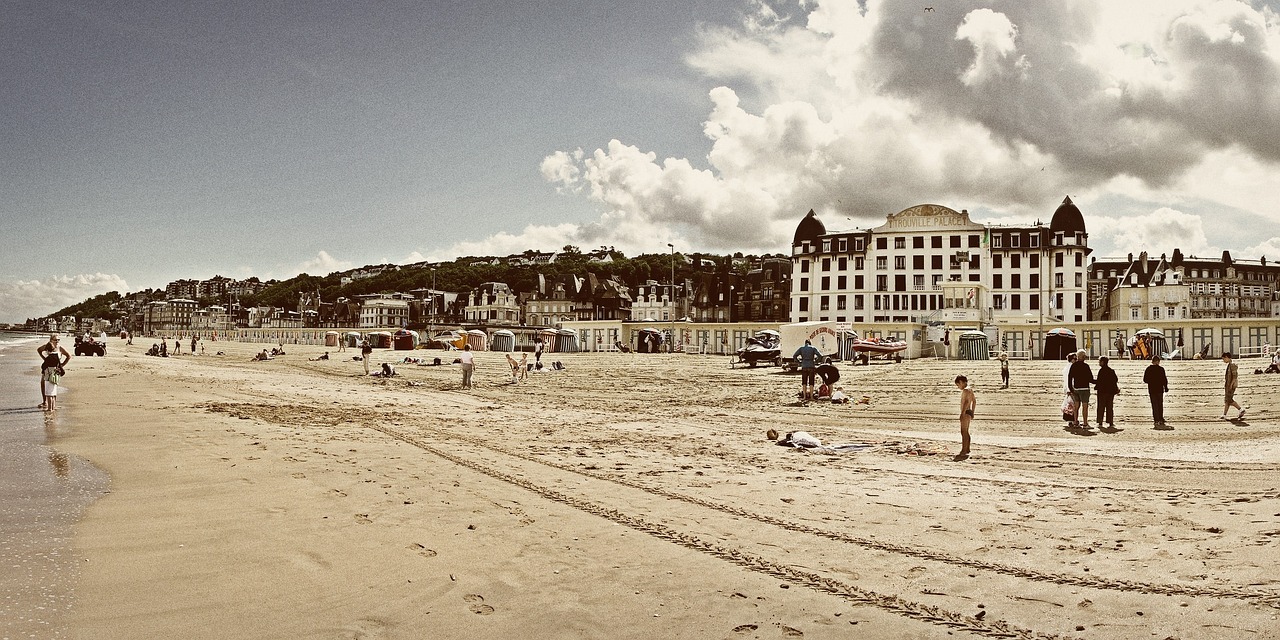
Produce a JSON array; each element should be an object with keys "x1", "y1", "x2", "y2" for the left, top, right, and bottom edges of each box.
[{"x1": 954, "y1": 375, "x2": 975, "y2": 461}]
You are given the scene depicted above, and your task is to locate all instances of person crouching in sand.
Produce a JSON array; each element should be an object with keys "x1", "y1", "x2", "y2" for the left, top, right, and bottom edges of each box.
[{"x1": 954, "y1": 375, "x2": 975, "y2": 461}]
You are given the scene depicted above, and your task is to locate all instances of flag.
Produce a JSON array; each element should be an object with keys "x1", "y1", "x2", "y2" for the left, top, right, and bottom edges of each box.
[{"x1": 982, "y1": 228, "x2": 990, "y2": 248}]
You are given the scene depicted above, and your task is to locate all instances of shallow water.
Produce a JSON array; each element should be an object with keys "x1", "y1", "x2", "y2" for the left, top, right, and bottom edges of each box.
[{"x1": 0, "y1": 332, "x2": 109, "y2": 638}]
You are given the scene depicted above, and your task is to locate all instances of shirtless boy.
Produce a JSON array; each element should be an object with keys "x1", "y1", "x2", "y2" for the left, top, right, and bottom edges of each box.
[{"x1": 954, "y1": 375, "x2": 976, "y2": 461}]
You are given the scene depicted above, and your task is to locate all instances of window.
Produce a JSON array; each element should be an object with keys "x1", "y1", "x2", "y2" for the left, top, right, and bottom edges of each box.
[
  {"x1": 800, "y1": 278, "x2": 809, "y2": 291},
  {"x1": 968, "y1": 235, "x2": 980, "y2": 248},
  {"x1": 876, "y1": 275, "x2": 887, "y2": 291},
  {"x1": 838, "y1": 238, "x2": 847, "y2": 252},
  {"x1": 1075, "y1": 253, "x2": 1083, "y2": 267},
  {"x1": 1075, "y1": 292, "x2": 1082, "y2": 309},
  {"x1": 969, "y1": 255, "x2": 980, "y2": 269},
  {"x1": 1131, "y1": 308, "x2": 1140, "y2": 320},
  {"x1": 1011, "y1": 274, "x2": 1021, "y2": 289},
  {"x1": 993, "y1": 254, "x2": 1002, "y2": 268},
  {"x1": 993, "y1": 274, "x2": 1003, "y2": 289},
  {"x1": 1056, "y1": 253, "x2": 1064, "y2": 267},
  {"x1": 854, "y1": 295, "x2": 864, "y2": 310},
  {"x1": 820, "y1": 295, "x2": 829, "y2": 311},
  {"x1": 993, "y1": 295, "x2": 1004, "y2": 310},
  {"x1": 821, "y1": 276, "x2": 830, "y2": 289},
  {"x1": 932, "y1": 255, "x2": 943, "y2": 269},
  {"x1": 931, "y1": 236, "x2": 943, "y2": 248},
  {"x1": 932, "y1": 274, "x2": 942, "y2": 288},
  {"x1": 993, "y1": 234, "x2": 1002, "y2": 248},
  {"x1": 895, "y1": 256, "x2": 905, "y2": 269},
  {"x1": 1056, "y1": 293, "x2": 1064, "y2": 310},
  {"x1": 913, "y1": 255, "x2": 925, "y2": 269},
  {"x1": 822, "y1": 258, "x2": 830, "y2": 271},
  {"x1": 913, "y1": 275, "x2": 925, "y2": 290},
  {"x1": 1029, "y1": 274, "x2": 1039, "y2": 289},
  {"x1": 855, "y1": 275, "x2": 864, "y2": 288},
  {"x1": 801, "y1": 260, "x2": 809, "y2": 273},
  {"x1": 1055, "y1": 273, "x2": 1064, "y2": 288},
  {"x1": 1011, "y1": 294, "x2": 1021, "y2": 310},
  {"x1": 1010, "y1": 234, "x2": 1020, "y2": 248},
  {"x1": 1029, "y1": 253, "x2": 1039, "y2": 268},
  {"x1": 837, "y1": 295, "x2": 847, "y2": 310},
  {"x1": 1029, "y1": 294, "x2": 1039, "y2": 310},
  {"x1": 837, "y1": 275, "x2": 847, "y2": 288},
  {"x1": 799, "y1": 298, "x2": 809, "y2": 311},
  {"x1": 894, "y1": 237, "x2": 906, "y2": 249},
  {"x1": 877, "y1": 237, "x2": 888, "y2": 250},
  {"x1": 1029, "y1": 234, "x2": 1039, "y2": 248},
  {"x1": 855, "y1": 257, "x2": 865, "y2": 269},
  {"x1": 1011, "y1": 254, "x2": 1021, "y2": 268},
  {"x1": 822, "y1": 240, "x2": 831, "y2": 252},
  {"x1": 854, "y1": 238, "x2": 864, "y2": 251},
  {"x1": 950, "y1": 235, "x2": 961, "y2": 248},
  {"x1": 913, "y1": 236, "x2": 924, "y2": 249},
  {"x1": 1075, "y1": 273, "x2": 1082, "y2": 287},
  {"x1": 838, "y1": 257, "x2": 847, "y2": 270}
]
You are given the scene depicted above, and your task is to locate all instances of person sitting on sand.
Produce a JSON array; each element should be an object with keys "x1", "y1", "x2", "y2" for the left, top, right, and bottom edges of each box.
[
  {"x1": 309, "y1": 352, "x2": 330, "y2": 361},
  {"x1": 252, "y1": 350, "x2": 272, "y2": 361}
]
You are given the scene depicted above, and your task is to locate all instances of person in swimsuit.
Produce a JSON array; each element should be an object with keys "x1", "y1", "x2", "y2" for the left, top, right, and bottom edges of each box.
[
  {"x1": 955, "y1": 375, "x2": 976, "y2": 461},
  {"x1": 37, "y1": 335, "x2": 71, "y2": 411}
]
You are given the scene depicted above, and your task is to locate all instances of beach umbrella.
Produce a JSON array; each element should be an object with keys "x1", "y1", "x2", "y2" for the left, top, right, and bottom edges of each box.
[
  {"x1": 1046, "y1": 327, "x2": 1075, "y2": 337},
  {"x1": 1135, "y1": 328, "x2": 1164, "y2": 337}
]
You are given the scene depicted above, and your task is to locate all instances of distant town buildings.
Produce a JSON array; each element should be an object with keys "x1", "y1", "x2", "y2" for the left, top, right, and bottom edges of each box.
[{"x1": 1089, "y1": 249, "x2": 1280, "y2": 321}]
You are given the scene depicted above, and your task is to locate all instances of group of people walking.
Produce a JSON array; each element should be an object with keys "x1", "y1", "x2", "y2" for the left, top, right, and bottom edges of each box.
[{"x1": 1060, "y1": 349, "x2": 1246, "y2": 430}]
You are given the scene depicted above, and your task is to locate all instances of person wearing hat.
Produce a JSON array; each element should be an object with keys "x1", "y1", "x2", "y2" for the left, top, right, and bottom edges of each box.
[{"x1": 998, "y1": 351, "x2": 1010, "y2": 388}]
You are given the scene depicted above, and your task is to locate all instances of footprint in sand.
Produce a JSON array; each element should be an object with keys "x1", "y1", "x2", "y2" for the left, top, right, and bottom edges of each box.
[
  {"x1": 354, "y1": 513, "x2": 372, "y2": 524},
  {"x1": 463, "y1": 594, "x2": 493, "y2": 615},
  {"x1": 407, "y1": 543, "x2": 437, "y2": 557},
  {"x1": 780, "y1": 625, "x2": 803, "y2": 637},
  {"x1": 732, "y1": 623, "x2": 758, "y2": 633}
]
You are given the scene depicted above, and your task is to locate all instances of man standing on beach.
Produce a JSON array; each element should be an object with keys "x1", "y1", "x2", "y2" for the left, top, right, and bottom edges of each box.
[
  {"x1": 1143, "y1": 355, "x2": 1169, "y2": 428},
  {"x1": 1221, "y1": 352, "x2": 1245, "y2": 420},
  {"x1": 1094, "y1": 356, "x2": 1119, "y2": 429},
  {"x1": 954, "y1": 375, "x2": 975, "y2": 461},
  {"x1": 360, "y1": 339, "x2": 372, "y2": 375},
  {"x1": 459, "y1": 344, "x2": 476, "y2": 389},
  {"x1": 792, "y1": 340, "x2": 821, "y2": 402},
  {"x1": 1068, "y1": 350, "x2": 1094, "y2": 429}
]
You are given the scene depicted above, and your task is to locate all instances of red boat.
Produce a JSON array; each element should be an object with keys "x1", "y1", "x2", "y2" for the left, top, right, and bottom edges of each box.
[{"x1": 851, "y1": 337, "x2": 907, "y2": 354}]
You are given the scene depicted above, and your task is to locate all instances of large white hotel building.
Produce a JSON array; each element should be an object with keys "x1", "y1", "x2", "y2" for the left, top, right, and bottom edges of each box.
[{"x1": 790, "y1": 197, "x2": 1091, "y2": 326}]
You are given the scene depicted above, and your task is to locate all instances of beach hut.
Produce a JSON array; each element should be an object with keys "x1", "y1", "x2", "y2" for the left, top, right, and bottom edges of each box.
[
  {"x1": 465, "y1": 329, "x2": 488, "y2": 351},
  {"x1": 367, "y1": 331, "x2": 393, "y2": 349},
  {"x1": 491, "y1": 329, "x2": 515, "y2": 352},
  {"x1": 958, "y1": 331, "x2": 990, "y2": 360},
  {"x1": 636, "y1": 328, "x2": 664, "y2": 353},
  {"x1": 553, "y1": 328, "x2": 578, "y2": 353},
  {"x1": 344, "y1": 332, "x2": 362, "y2": 348},
  {"x1": 1042, "y1": 328, "x2": 1077, "y2": 360},
  {"x1": 392, "y1": 329, "x2": 418, "y2": 350},
  {"x1": 1134, "y1": 328, "x2": 1168, "y2": 360},
  {"x1": 324, "y1": 331, "x2": 340, "y2": 347}
]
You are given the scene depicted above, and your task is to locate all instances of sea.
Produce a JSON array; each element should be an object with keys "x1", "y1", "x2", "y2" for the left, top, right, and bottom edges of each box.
[{"x1": 0, "y1": 330, "x2": 109, "y2": 637}]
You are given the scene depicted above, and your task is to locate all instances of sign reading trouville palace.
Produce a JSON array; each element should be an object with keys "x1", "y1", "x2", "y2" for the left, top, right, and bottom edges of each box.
[{"x1": 878, "y1": 204, "x2": 984, "y2": 231}]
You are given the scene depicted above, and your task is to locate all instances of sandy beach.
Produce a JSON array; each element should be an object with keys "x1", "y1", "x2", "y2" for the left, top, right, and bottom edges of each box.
[{"x1": 47, "y1": 338, "x2": 1280, "y2": 639}]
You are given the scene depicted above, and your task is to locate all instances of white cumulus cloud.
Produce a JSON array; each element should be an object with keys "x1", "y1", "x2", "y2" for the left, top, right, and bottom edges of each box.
[
  {"x1": 295, "y1": 251, "x2": 352, "y2": 276},
  {"x1": 1089, "y1": 208, "x2": 1214, "y2": 258},
  {"x1": 0, "y1": 273, "x2": 129, "y2": 323}
]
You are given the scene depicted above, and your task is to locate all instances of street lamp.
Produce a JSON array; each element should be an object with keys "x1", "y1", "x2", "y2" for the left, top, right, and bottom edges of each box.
[
  {"x1": 429, "y1": 267, "x2": 436, "y2": 340},
  {"x1": 668, "y1": 243, "x2": 675, "y2": 353}
]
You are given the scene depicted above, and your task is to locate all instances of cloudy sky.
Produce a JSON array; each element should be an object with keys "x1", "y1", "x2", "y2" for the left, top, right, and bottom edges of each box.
[{"x1": 4, "y1": 0, "x2": 1280, "y2": 323}]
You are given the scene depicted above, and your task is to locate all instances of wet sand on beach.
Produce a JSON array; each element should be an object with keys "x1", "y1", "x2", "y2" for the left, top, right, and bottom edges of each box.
[{"x1": 57, "y1": 339, "x2": 1279, "y2": 639}]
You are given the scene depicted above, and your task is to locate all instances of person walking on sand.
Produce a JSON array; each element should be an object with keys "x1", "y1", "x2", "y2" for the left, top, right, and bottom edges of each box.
[
  {"x1": 998, "y1": 351, "x2": 1010, "y2": 388},
  {"x1": 1221, "y1": 352, "x2": 1245, "y2": 420},
  {"x1": 360, "y1": 339, "x2": 373, "y2": 375},
  {"x1": 1143, "y1": 355, "x2": 1170, "y2": 428},
  {"x1": 792, "y1": 339, "x2": 822, "y2": 402},
  {"x1": 534, "y1": 338, "x2": 545, "y2": 366},
  {"x1": 1068, "y1": 350, "x2": 1095, "y2": 429},
  {"x1": 954, "y1": 375, "x2": 976, "y2": 460},
  {"x1": 1095, "y1": 356, "x2": 1120, "y2": 430},
  {"x1": 459, "y1": 344, "x2": 476, "y2": 389},
  {"x1": 36, "y1": 334, "x2": 71, "y2": 408}
]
